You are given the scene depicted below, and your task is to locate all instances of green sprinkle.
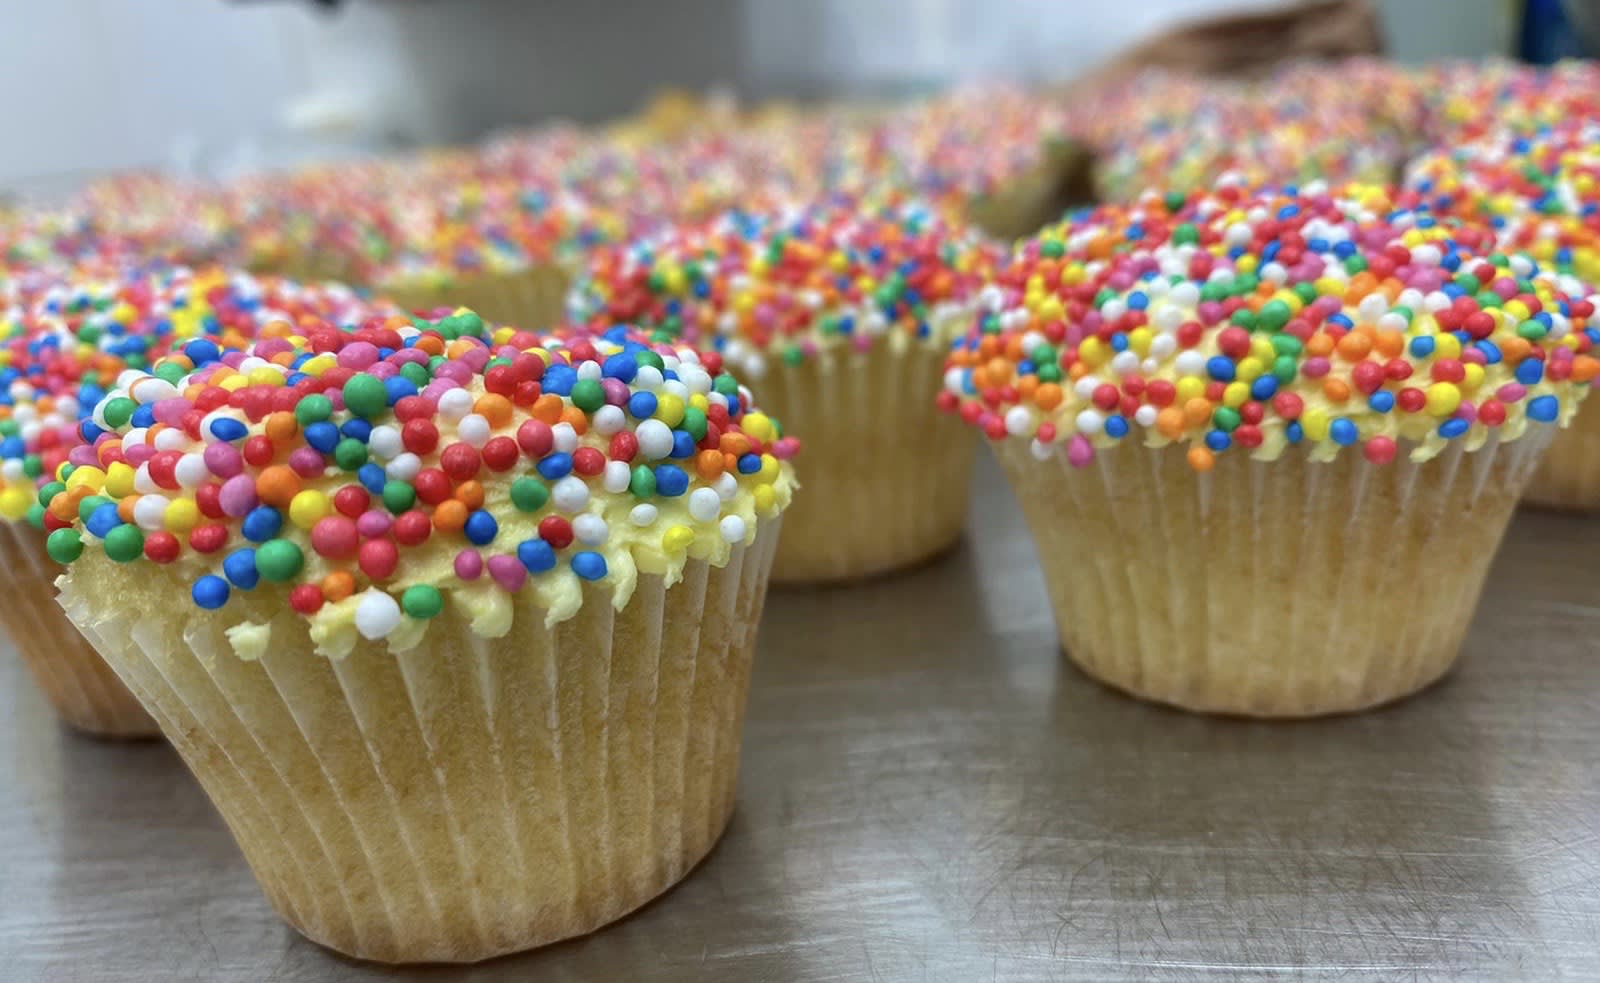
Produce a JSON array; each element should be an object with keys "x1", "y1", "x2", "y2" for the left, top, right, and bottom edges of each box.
[
  {"x1": 713, "y1": 374, "x2": 740, "y2": 397},
  {"x1": 102, "y1": 524, "x2": 144, "y2": 563},
  {"x1": 400, "y1": 361, "x2": 431, "y2": 388},
  {"x1": 682, "y1": 407, "x2": 708, "y2": 441},
  {"x1": 102, "y1": 397, "x2": 137, "y2": 429},
  {"x1": 1212, "y1": 407, "x2": 1241, "y2": 432},
  {"x1": 401, "y1": 585, "x2": 444, "y2": 620},
  {"x1": 46, "y1": 529, "x2": 83, "y2": 564},
  {"x1": 294, "y1": 394, "x2": 333, "y2": 426},
  {"x1": 333, "y1": 438, "x2": 368, "y2": 471},
  {"x1": 37, "y1": 481, "x2": 65, "y2": 508},
  {"x1": 382, "y1": 480, "x2": 416, "y2": 513},
  {"x1": 570, "y1": 378, "x2": 605, "y2": 412},
  {"x1": 77, "y1": 495, "x2": 110, "y2": 522},
  {"x1": 342, "y1": 374, "x2": 388, "y2": 419},
  {"x1": 635, "y1": 350, "x2": 664, "y2": 371},
  {"x1": 629, "y1": 464, "x2": 656, "y2": 498},
  {"x1": 153, "y1": 362, "x2": 187, "y2": 385},
  {"x1": 510, "y1": 477, "x2": 548, "y2": 513},
  {"x1": 21, "y1": 455, "x2": 40, "y2": 479},
  {"x1": 1517, "y1": 319, "x2": 1548, "y2": 340},
  {"x1": 255, "y1": 539, "x2": 304, "y2": 582},
  {"x1": 1257, "y1": 300, "x2": 1291, "y2": 331}
]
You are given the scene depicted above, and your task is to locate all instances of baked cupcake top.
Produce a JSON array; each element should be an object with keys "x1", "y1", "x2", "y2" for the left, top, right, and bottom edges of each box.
[
  {"x1": 941, "y1": 182, "x2": 1599, "y2": 471},
  {"x1": 1406, "y1": 121, "x2": 1600, "y2": 285},
  {"x1": 568, "y1": 197, "x2": 1002, "y2": 375},
  {"x1": 46, "y1": 313, "x2": 797, "y2": 658},
  {"x1": 0, "y1": 267, "x2": 379, "y2": 526}
]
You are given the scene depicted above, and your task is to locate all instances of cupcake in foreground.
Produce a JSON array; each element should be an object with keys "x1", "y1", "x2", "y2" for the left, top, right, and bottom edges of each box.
[
  {"x1": 51, "y1": 313, "x2": 796, "y2": 962},
  {"x1": 943, "y1": 183, "x2": 1598, "y2": 717},
  {"x1": 572, "y1": 197, "x2": 1000, "y2": 582},
  {"x1": 1408, "y1": 121, "x2": 1600, "y2": 509},
  {"x1": 0, "y1": 266, "x2": 376, "y2": 737}
]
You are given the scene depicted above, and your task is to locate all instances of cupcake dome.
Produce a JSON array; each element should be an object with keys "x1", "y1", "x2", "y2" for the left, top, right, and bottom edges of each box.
[
  {"x1": 943, "y1": 182, "x2": 1599, "y2": 470},
  {"x1": 50, "y1": 314, "x2": 797, "y2": 655},
  {"x1": 571, "y1": 196, "x2": 1001, "y2": 582},
  {"x1": 944, "y1": 181, "x2": 1598, "y2": 717}
]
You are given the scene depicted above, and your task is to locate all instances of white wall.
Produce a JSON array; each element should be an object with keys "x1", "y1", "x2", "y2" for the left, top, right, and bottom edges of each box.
[{"x1": 0, "y1": 0, "x2": 1516, "y2": 195}]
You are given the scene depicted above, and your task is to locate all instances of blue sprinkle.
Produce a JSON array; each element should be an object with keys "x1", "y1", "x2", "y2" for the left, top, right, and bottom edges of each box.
[
  {"x1": 518, "y1": 538, "x2": 556, "y2": 572},
  {"x1": 1473, "y1": 341, "x2": 1502, "y2": 364},
  {"x1": 1250, "y1": 376, "x2": 1278, "y2": 400},
  {"x1": 1127, "y1": 292, "x2": 1149, "y2": 311},
  {"x1": 191, "y1": 575, "x2": 230, "y2": 610},
  {"x1": 383, "y1": 376, "x2": 418, "y2": 404},
  {"x1": 1439, "y1": 418, "x2": 1471, "y2": 438},
  {"x1": 464, "y1": 510, "x2": 499, "y2": 545},
  {"x1": 340, "y1": 419, "x2": 373, "y2": 442},
  {"x1": 1515, "y1": 359, "x2": 1544, "y2": 385},
  {"x1": 537, "y1": 452, "x2": 573, "y2": 480},
  {"x1": 1205, "y1": 356, "x2": 1236, "y2": 382},
  {"x1": 1329, "y1": 418, "x2": 1359, "y2": 445},
  {"x1": 1104, "y1": 416, "x2": 1129, "y2": 439},
  {"x1": 1368, "y1": 391, "x2": 1395, "y2": 413},
  {"x1": 602, "y1": 354, "x2": 637, "y2": 382},
  {"x1": 241, "y1": 506, "x2": 282, "y2": 543},
  {"x1": 654, "y1": 465, "x2": 689, "y2": 497},
  {"x1": 131, "y1": 405, "x2": 155, "y2": 429},
  {"x1": 184, "y1": 339, "x2": 221, "y2": 365},
  {"x1": 0, "y1": 436, "x2": 23, "y2": 458},
  {"x1": 1204, "y1": 430, "x2": 1231, "y2": 452},
  {"x1": 86, "y1": 503, "x2": 123, "y2": 539},
  {"x1": 542, "y1": 365, "x2": 576, "y2": 397},
  {"x1": 628, "y1": 391, "x2": 658, "y2": 419},
  {"x1": 1286, "y1": 421, "x2": 1305, "y2": 445},
  {"x1": 358, "y1": 463, "x2": 387, "y2": 494},
  {"x1": 223, "y1": 549, "x2": 260, "y2": 590},
  {"x1": 1528, "y1": 395, "x2": 1560, "y2": 423},
  {"x1": 571, "y1": 551, "x2": 608, "y2": 581},
  {"x1": 670, "y1": 430, "x2": 696, "y2": 458},
  {"x1": 1409, "y1": 336, "x2": 1436, "y2": 358},
  {"x1": 304, "y1": 421, "x2": 340, "y2": 453},
  {"x1": 1109, "y1": 334, "x2": 1128, "y2": 352},
  {"x1": 737, "y1": 453, "x2": 762, "y2": 474},
  {"x1": 209, "y1": 417, "x2": 248, "y2": 442}
]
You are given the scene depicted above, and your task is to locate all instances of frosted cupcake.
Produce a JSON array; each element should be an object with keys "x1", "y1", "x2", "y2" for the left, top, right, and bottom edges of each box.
[
  {"x1": 52, "y1": 313, "x2": 796, "y2": 963},
  {"x1": 0, "y1": 267, "x2": 378, "y2": 737},
  {"x1": 571, "y1": 196, "x2": 1000, "y2": 583},
  {"x1": 1407, "y1": 121, "x2": 1600, "y2": 509},
  {"x1": 942, "y1": 183, "x2": 1598, "y2": 717}
]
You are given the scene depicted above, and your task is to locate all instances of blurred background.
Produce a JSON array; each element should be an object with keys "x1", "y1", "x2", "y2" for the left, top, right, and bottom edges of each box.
[{"x1": 4, "y1": 0, "x2": 1585, "y2": 197}]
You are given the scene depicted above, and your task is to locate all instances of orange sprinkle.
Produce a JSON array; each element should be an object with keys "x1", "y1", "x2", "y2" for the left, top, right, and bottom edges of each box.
[
  {"x1": 116, "y1": 496, "x2": 137, "y2": 523},
  {"x1": 1322, "y1": 378, "x2": 1352, "y2": 403},
  {"x1": 1187, "y1": 446, "x2": 1215, "y2": 472},
  {"x1": 1573, "y1": 355, "x2": 1600, "y2": 383},
  {"x1": 322, "y1": 571, "x2": 355, "y2": 602},
  {"x1": 1305, "y1": 333, "x2": 1335, "y2": 357},
  {"x1": 532, "y1": 394, "x2": 565, "y2": 424},
  {"x1": 1156, "y1": 407, "x2": 1186, "y2": 439},
  {"x1": 454, "y1": 481, "x2": 485, "y2": 510},
  {"x1": 473, "y1": 394, "x2": 513, "y2": 429},
  {"x1": 1373, "y1": 329, "x2": 1406, "y2": 359},
  {"x1": 1034, "y1": 383, "x2": 1064, "y2": 411},
  {"x1": 696, "y1": 449, "x2": 724, "y2": 480},
  {"x1": 263, "y1": 412, "x2": 299, "y2": 442},
  {"x1": 433, "y1": 500, "x2": 469, "y2": 532},
  {"x1": 1183, "y1": 397, "x2": 1213, "y2": 427},
  {"x1": 1335, "y1": 332, "x2": 1372, "y2": 361},
  {"x1": 559, "y1": 406, "x2": 589, "y2": 434}
]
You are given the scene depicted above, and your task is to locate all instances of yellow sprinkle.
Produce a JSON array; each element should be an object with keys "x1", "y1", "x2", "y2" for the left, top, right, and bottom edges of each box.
[
  {"x1": 65, "y1": 466, "x2": 106, "y2": 492},
  {"x1": 1128, "y1": 328, "x2": 1152, "y2": 357},
  {"x1": 1425, "y1": 383, "x2": 1462, "y2": 417},
  {"x1": 247, "y1": 367, "x2": 283, "y2": 388},
  {"x1": 164, "y1": 498, "x2": 200, "y2": 533},
  {"x1": 1222, "y1": 382, "x2": 1250, "y2": 408},
  {"x1": 0, "y1": 486, "x2": 32, "y2": 521},
  {"x1": 1175, "y1": 377, "x2": 1205, "y2": 402},
  {"x1": 1037, "y1": 295, "x2": 1064, "y2": 323},
  {"x1": 758, "y1": 454, "x2": 780, "y2": 484},
  {"x1": 741, "y1": 411, "x2": 775, "y2": 442},
  {"x1": 662, "y1": 525, "x2": 695, "y2": 552},
  {"x1": 1078, "y1": 337, "x2": 1108, "y2": 368},
  {"x1": 218, "y1": 375, "x2": 249, "y2": 392},
  {"x1": 753, "y1": 485, "x2": 776, "y2": 512},
  {"x1": 1462, "y1": 363, "x2": 1485, "y2": 390},
  {"x1": 1302, "y1": 409, "x2": 1330, "y2": 442},
  {"x1": 289, "y1": 490, "x2": 331, "y2": 529},
  {"x1": 654, "y1": 393, "x2": 686, "y2": 428},
  {"x1": 1236, "y1": 358, "x2": 1264, "y2": 383},
  {"x1": 1434, "y1": 334, "x2": 1462, "y2": 360},
  {"x1": 1235, "y1": 254, "x2": 1258, "y2": 274},
  {"x1": 105, "y1": 462, "x2": 135, "y2": 498},
  {"x1": 1248, "y1": 337, "x2": 1275, "y2": 363}
]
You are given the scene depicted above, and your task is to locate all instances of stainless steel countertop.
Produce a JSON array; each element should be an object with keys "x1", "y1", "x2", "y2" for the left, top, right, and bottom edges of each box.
[{"x1": 4, "y1": 451, "x2": 1600, "y2": 982}]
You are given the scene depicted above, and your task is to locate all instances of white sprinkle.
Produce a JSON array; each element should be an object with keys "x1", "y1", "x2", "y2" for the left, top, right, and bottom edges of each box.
[
  {"x1": 1134, "y1": 405, "x2": 1159, "y2": 427},
  {"x1": 551, "y1": 475, "x2": 590, "y2": 512},
  {"x1": 175, "y1": 453, "x2": 209, "y2": 488},
  {"x1": 355, "y1": 590, "x2": 402, "y2": 639},
  {"x1": 1073, "y1": 375, "x2": 1101, "y2": 400},
  {"x1": 714, "y1": 473, "x2": 738, "y2": 501},
  {"x1": 719, "y1": 514, "x2": 746, "y2": 543},
  {"x1": 575, "y1": 360, "x2": 602, "y2": 381},
  {"x1": 678, "y1": 366, "x2": 712, "y2": 394},
  {"x1": 456, "y1": 414, "x2": 491, "y2": 447},
  {"x1": 603, "y1": 460, "x2": 632, "y2": 493},
  {"x1": 1357, "y1": 293, "x2": 1388, "y2": 322},
  {"x1": 153, "y1": 428, "x2": 187, "y2": 451},
  {"x1": 1174, "y1": 351, "x2": 1206, "y2": 377},
  {"x1": 437, "y1": 388, "x2": 473, "y2": 422},
  {"x1": 634, "y1": 366, "x2": 664, "y2": 390},
  {"x1": 385, "y1": 452, "x2": 421, "y2": 481},
  {"x1": 573, "y1": 513, "x2": 609, "y2": 546},
  {"x1": 943, "y1": 367, "x2": 967, "y2": 392},
  {"x1": 1110, "y1": 351, "x2": 1141, "y2": 376},
  {"x1": 636, "y1": 419, "x2": 674, "y2": 459},
  {"x1": 367, "y1": 425, "x2": 402, "y2": 460},
  {"x1": 1029, "y1": 438, "x2": 1054, "y2": 461},
  {"x1": 133, "y1": 495, "x2": 168, "y2": 531},
  {"x1": 552, "y1": 422, "x2": 579, "y2": 453},
  {"x1": 1149, "y1": 334, "x2": 1177, "y2": 360},
  {"x1": 593, "y1": 405, "x2": 625, "y2": 435},
  {"x1": 133, "y1": 463, "x2": 159, "y2": 495},
  {"x1": 688, "y1": 487, "x2": 722, "y2": 523},
  {"x1": 629, "y1": 503, "x2": 658, "y2": 526},
  {"x1": 1004, "y1": 406, "x2": 1033, "y2": 436},
  {"x1": 1075, "y1": 410, "x2": 1105, "y2": 436}
]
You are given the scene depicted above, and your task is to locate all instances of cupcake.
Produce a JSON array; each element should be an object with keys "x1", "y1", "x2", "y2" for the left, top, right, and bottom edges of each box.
[
  {"x1": 51, "y1": 313, "x2": 796, "y2": 962},
  {"x1": 0, "y1": 266, "x2": 378, "y2": 737},
  {"x1": 1407, "y1": 121, "x2": 1600, "y2": 509},
  {"x1": 571, "y1": 196, "x2": 1001, "y2": 583},
  {"x1": 941, "y1": 183, "x2": 1598, "y2": 717}
]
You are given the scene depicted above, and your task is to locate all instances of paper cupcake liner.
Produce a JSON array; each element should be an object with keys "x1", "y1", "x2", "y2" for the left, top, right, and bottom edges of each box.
[
  {"x1": 58, "y1": 519, "x2": 780, "y2": 964},
  {"x1": 1523, "y1": 400, "x2": 1600, "y2": 511},
  {"x1": 758, "y1": 341, "x2": 976, "y2": 583},
  {"x1": 379, "y1": 265, "x2": 569, "y2": 330},
  {"x1": 995, "y1": 432, "x2": 1551, "y2": 717},
  {"x1": 0, "y1": 522, "x2": 157, "y2": 738}
]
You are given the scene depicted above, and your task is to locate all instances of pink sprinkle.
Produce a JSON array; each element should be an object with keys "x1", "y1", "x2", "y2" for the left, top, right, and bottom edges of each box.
[
  {"x1": 368, "y1": 361, "x2": 398, "y2": 380},
  {"x1": 600, "y1": 378, "x2": 629, "y2": 405},
  {"x1": 218, "y1": 474, "x2": 258, "y2": 517},
  {"x1": 487, "y1": 555, "x2": 526, "y2": 592},
  {"x1": 1303, "y1": 357, "x2": 1332, "y2": 379},
  {"x1": 337, "y1": 342, "x2": 380, "y2": 370},
  {"x1": 123, "y1": 443, "x2": 155, "y2": 467},
  {"x1": 1496, "y1": 383, "x2": 1527, "y2": 403},
  {"x1": 288, "y1": 447, "x2": 325, "y2": 478},
  {"x1": 1067, "y1": 434, "x2": 1095, "y2": 468},
  {"x1": 220, "y1": 351, "x2": 249, "y2": 369},
  {"x1": 203, "y1": 442, "x2": 243, "y2": 478},
  {"x1": 454, "y1": 550, "x2": 483, "y2": 580},
  {"x1": 67, "y1": 446, "x2": 98, "y2": 467},
  {"x1": 254, "y1": 338, "x2": 291, "y2": 359},
  {"x1": 1461, "y1": 348, "x2": 1487, "y2": 366},
  {"x1": 1196, "y1": 301, "x2": 1224, "y2": 326},
  {"x1": 355, "y1": 510, "x2": 392, "y2": 538},
  {"x1": 772, "y1": 436, "x2": 801, "y2": 460},
  {"x1": 152, "y1": 398, "x2": 189, "y2": 426},
  {"x1": 458, "y1": 347, "x2": 491, "y2": 373},
  {"x1": 1455, "y1": 402, "x2": 1478, "y2": 424}
]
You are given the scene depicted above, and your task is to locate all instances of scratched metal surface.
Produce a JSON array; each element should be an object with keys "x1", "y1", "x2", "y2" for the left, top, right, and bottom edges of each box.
[{"x1": 4, "y1": 451, "x2": 1600, "y2": 982}]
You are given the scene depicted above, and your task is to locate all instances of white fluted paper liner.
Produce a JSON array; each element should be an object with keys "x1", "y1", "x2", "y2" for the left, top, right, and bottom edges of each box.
[
  {"x1": 1524, "y1": 400, "x2": 1600, "y2": 512},
  {"x1": 0, "y1": 522, "x2": 157, "y2": 738},
  {"x1": 57, "y1": 519, "x2": 780, "y2": 964},
  {"x1": 379, "y1": 265, "x2": 569, "y2": 329},
  {"x1": 757, "y1": 340, "x2": 977, "y2": 583},
  {"x1": 995, "y1": 431, "x2": 1552, "y2": 717}
]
